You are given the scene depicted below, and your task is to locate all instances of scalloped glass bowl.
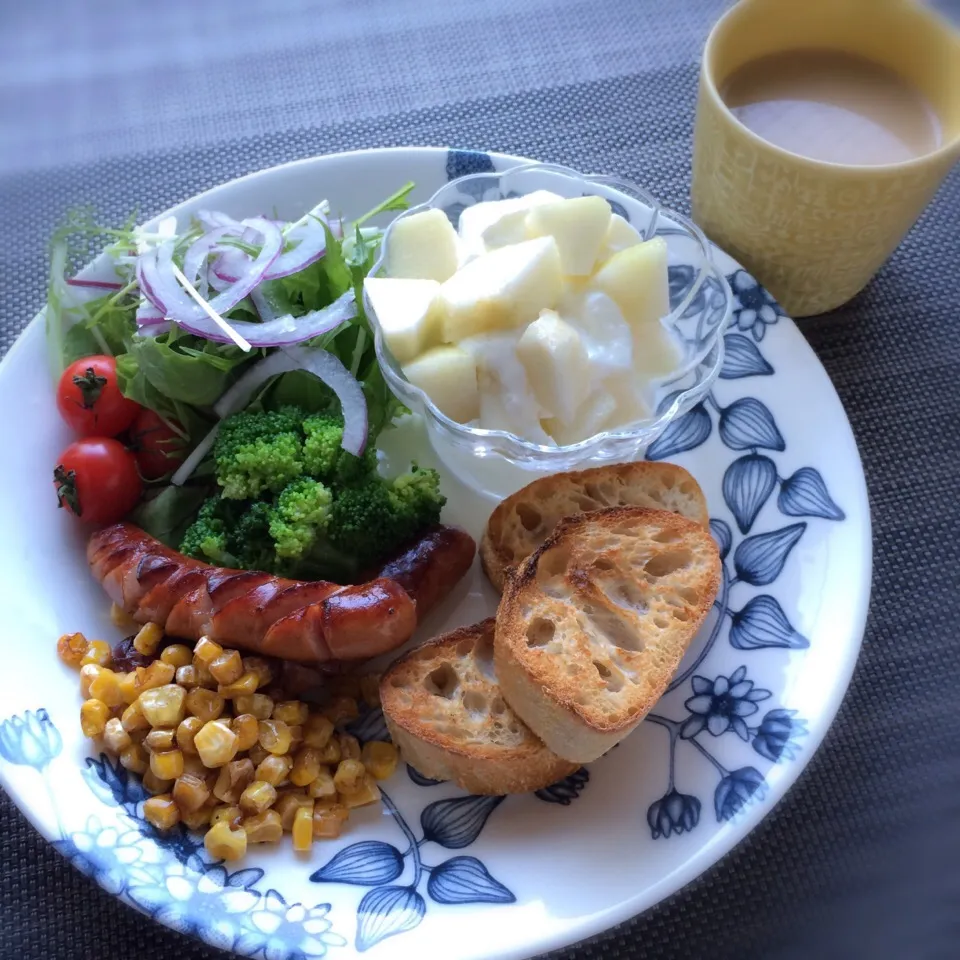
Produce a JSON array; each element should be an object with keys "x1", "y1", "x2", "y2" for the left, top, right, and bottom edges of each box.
[{"x1": 365, "y1": 162, "x2": 732, "y2": 495}]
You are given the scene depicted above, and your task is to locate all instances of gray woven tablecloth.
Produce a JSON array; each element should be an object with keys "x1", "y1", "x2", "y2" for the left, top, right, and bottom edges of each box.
[{"x1": 2, "y1": 1, "x2": 960, "y2": 958}]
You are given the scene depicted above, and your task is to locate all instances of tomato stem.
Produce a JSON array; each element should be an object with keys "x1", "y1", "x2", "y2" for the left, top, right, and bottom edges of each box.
[
  {"x1": 72, "y1": 366, "x2": 107, "y2": 409},
  {"x1": 53, "y1": 464, "x2": 82, "y2": 516}
]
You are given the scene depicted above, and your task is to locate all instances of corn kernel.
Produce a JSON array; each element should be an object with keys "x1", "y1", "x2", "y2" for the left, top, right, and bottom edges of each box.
[
  {"x1": 324, "y1": 696, "x2": 359, "y2": 726},
  {"x1": 181, "y1": 753, "x2": 208, "y2": 778},
  {"x1": 176, "y1": 716, "x2": 204, "y2": 755},
  {"x1": 289, "y1": 747, "x2": 323, "y2": 787},
  {"x1": 213, "y1": 759, "x2": 255, "y2": 804},
  {"x1": 280, "y1": 662, "x2": 324, "y2": 698},
  {"x1": 288, "y1": 724, "x2": 304, "y2": 747},
  {"x1": 362, "y1": 741, "x2": 399, "y2": 781},
  {"x1": 79, "y1": 663, "x2": 101, "y2": 699},
  {"x1": 243, "y1": 809, "x2": 283, "y2": 844},
  {"x1": 88, "y1": 669, "x2": 124, "y2": 708},
  {"x1": 339, "y1": 734, "x2": 361, "y2": 761},
  {"x1": 240, "y1": 780, "x2": 277, "y2": 815},
  {"x1": 258, "y1": 719, "x2": 292, "y2": 756},
  {"x1": 303, "y1": 714, "x2": 334, "y2": 749},
  {"x1": 103, "y1": 717, "x2": 132, "y2": 753},
  {"x1": 143, "y1": 794, "x2": 180, "y2": 830},
  {"x1": 133, "y1": 622, "x2": 164, "y2": 657},
  {"x1": 312, "y1": 803, "x2": 349, "y2": 839},
  {"x1": 255, "y1": 754, "x2": 292, "y2": 787},
  {"x1": 160, "y1": 644, "x2": 193, "y2": 668},
  {"x1": 173, "y1": 772, "x2": 211, "y2": 813},
  {"x1": 119, "y1": 743, "x2": 148, "y2": 774},
  {"x1": 273, "y1": 700, "x2": 309, "y2": 726},
  {"x1": 334, "y1": 759, "x2": 366, "y2": 795},
  {"x1": 359, "y1": 674, "x2": 382, "y2": 709},
  {"x1": 218, "y1": 671, "x2": 259, "y2": 699},
  {"x1": 307, "y1": 767, "x2": 336, "y2": 799},
  {"x1": 194, "y1": 720, "x2": 238, "y2": 768},
  {"x1": 318, "y1": 737, "x2": 341, "y2": 766},
  {"x1": 210, "y1": 804, "x2": 242, "y2": 829},
  {"x1": 181, "y1": 804, "x2": 215, "y2": 831},
  {"x1": 139, "y1": 684, "x2": 187, "y2": 727},
  {"x1": 235, "y1": 693, "x2": 274, "y2": 720},
  {"x1": 194, "y1": 662, "x2": 217, "y2": 689},
  {"x1": 205, "y1": 820, "x2": 247, "y2": 861},
  {"x1": 242, "y1": 656, "x2": 274, "y2": 687},
  {"x1": 144, "y1": 728, "x2": 176, "y2": 752},
  {"x1": 275, "y1": 792, "x2": 313, "y2": 831},
  {"x1": 247, "y1": 742, "x2": 269, "y2": 767},
  {"x1": 209, "y1": 650, "x2": 244, "y2": 686},
  {"x1": 150, "y1": 748, "x2": 184, "y2": 781},
  {"x1": 291, "y1": 804, "x2": 314, "y2": 852},
  {"x1": 57, "y1": 632, "x2": 89, "y2": 668},
  {"x1": 118, "y1": 671, "x2": 141, "y2": 705},
  {"x1": 175, "y1": 665, "x2": 200, "y2": 688},
  {"x1": 80, "y1": 699, "x2": 110, "y2": 738},
  {"x1": 80, "y1": 639, "x2": 112, "y2": 668},
  {"x1": 185, "y1": 688, "x2": 224, "y2": 723},
  {"x1": 142, "y1": 770, "x2": 173, "y2": 795},
  {"x1": 136, "y1": 660, "x2": 176, "y2": 693},
  {"x1": 193, "y1": 637, "x2": 223, "y2": 665},
  {"x1": 232, "y1": 714, "x2": 259, "y2": 752},
  {"x1": 341, "y1": 774, "x2": 381, "y2": 809},
  {"x1": 331, "y1": 674, "x2": 362, "y2": 701},
  {"x1": 110, "y1": 602, "x2": 138, "y2": 632}
]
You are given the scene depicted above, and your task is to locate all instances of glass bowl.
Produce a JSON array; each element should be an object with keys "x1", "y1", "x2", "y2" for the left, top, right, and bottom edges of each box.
[{"x1": 364, "y1": 161, "x2": 732, "y2": 497}]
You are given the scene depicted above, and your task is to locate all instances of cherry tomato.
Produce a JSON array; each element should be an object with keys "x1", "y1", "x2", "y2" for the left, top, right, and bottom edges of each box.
[
  {"x1": 129, "y1": 408, "x2": 187, "y2": 480},
  {"x1": 53, "y1": 438, "x2": 143, "y2": 524},
  {"x1": 56, "y1": 355, "x2": 141, "y2": 438}
]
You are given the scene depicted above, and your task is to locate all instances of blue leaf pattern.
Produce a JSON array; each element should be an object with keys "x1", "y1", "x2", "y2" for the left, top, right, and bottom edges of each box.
[
  {"x1": 709, "y1": 518, "x2": 732, "y2": 560},
  {"x1": 753, "y1": 709, "x2": 809, "y2": 762},
  {"x1": 722, "y1": 454, "x2": 778, "y2": 534},
  {"x1": 310, "y1": 842, "x2": 404, "y2": 886},
  {"x1": 356, "y1": 886, "x2": 425, "y2": 952},
  {"x1": 420, "y1": 796, "x2": 505, "y2": 849},
  {"x1": 718, "y1": 397, "x2": 785, "y2": 451},
  {"x1": 534, "y1": 767, "x2": 590, "y2": 804},
  {"x1": 719, "y1": 333, "x2": 774, "y2": 379},
  {"x1": 778, "y1": 467, "x2": 846, "y2": 520},
  {"x1": 730, "y1": 595, "x2": 810, "y2": 650},
  {"x1": 646, "y1": 403, "x2": 712, "y2": 460},
  {"x1": 426, "y1": 857, "x2": 516, "y2": 905},
  {"x1": 346, "y1": 707, "x2": 390, "y2": 744},
  {"x1": 714, "y1": 767, "x2": 767, "y2": 821},
  {"x1": 407, "y1": 765, "x2": 444, "y2": 787},
  {"x1": 733, "y1": 523, "x2": 806, "y2": 586}
]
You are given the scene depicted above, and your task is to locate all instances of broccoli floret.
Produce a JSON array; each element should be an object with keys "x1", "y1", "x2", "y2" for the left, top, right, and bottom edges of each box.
[
  {"x1": 269, "y1": 478, "x2": 333, "y2": 560},
  {"x1": 214, "y1": 408, "x2": 304, "y2": 499},
  {"x1": 227, "y1": 500, "x2": 275, "y2": 571},
  {"x1": 180, "y1": 497, "x2": 243, "y2": 565},
  {"x1": 326, "y1": 465, "x2": 445, "y2": 568},
  {"x1": 302, "y1": 414, "x2": 377, "y2": 486}
]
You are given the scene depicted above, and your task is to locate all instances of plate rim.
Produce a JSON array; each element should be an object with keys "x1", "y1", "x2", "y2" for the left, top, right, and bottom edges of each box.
[{"x1": 0, "y1": 144, "x2": 873, "y2": 960}]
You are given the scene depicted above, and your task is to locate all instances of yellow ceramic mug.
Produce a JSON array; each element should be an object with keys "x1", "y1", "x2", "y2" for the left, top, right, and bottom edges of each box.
[{"x1": 691, "y1": 0, "x2": 960, "y2": 316}]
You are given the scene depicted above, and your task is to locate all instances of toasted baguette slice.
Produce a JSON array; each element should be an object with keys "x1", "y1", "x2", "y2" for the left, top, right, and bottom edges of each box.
[
  {"x1": 480, "y1": 461, "x2": 709, "y2": 591},
  {"x1": 494, "y1": 507, "x2": 721, "y2": 763},
  {"x1": 380, "y1": 619, "x2": 578, "y2": 794}
]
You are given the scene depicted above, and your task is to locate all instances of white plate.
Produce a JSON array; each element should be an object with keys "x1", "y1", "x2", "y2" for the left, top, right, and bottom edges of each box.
[{"x1": 0, "y1": 148, "x2": 870, "y2": 960}]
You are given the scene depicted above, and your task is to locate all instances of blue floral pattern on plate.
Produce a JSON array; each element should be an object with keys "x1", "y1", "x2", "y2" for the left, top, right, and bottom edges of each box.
[{"x1": 0, "y1": 149, "x2": 851, "y2": 957}]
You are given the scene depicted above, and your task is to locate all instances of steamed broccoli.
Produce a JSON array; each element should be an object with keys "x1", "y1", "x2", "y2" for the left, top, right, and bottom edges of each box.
[{"x1": 181, "y1": 405, "x2": 445, "y2": 580}]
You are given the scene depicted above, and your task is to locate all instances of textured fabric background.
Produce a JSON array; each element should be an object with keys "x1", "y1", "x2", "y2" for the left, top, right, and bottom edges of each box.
[{"x1": 2, "y1": 1, "x2": 960, "y2": 958}]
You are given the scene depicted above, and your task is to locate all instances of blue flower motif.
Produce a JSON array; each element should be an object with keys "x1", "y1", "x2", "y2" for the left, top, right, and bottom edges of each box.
[
  {"x1": 714, "y1": 766, "x2": 767, "y2": 821},
  {"x1": 647, "y1": 789, "x2": 701, "y2": 839},
  {"x1": 235, "y1": 890, "x2": 346, "y2": 960},
  {"x1": 681, "y1": 666, "x2": 771, "y2": 740},
  {"x1": 0, "y1": 708, "x2": 62, "y2": 768},
  {"x1": 752, "y1": 709, "x2": 808, "y2": 762},
  {"x1": 729, "y1": 270, "x2": 785, "y2": 341}
]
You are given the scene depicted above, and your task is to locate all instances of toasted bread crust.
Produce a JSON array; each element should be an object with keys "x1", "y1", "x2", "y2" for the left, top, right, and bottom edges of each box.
[
  {"x1": 494, "y1": 507, "x2": 721, "y2": 763},
  {"x1": 480, "y1": 461, "x2": 709, "y2": 591},
  {"x1": 380, "y1": 619, "x2": 578, "y2": 794}
]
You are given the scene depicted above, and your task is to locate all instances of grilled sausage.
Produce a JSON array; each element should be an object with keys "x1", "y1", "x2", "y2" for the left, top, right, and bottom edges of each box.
[{"x1": 88, "y1": 522, "x2": 476, "y2": 663}]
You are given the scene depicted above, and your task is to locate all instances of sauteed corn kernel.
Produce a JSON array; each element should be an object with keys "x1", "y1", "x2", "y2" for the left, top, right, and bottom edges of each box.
[{"x1": 64, "y1": 628, "x2": 396, "y2": 863}]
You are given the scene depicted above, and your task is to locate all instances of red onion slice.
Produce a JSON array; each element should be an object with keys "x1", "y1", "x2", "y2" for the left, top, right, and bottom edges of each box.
[
  {"x1": 66, "y1": 278, "x2": 123, "y2": 291},
  {"x1": 263, "y1": 215, "x2": 328, "y2": 280},
  {"x1": 182, "y1": 227, "x2": 239, "y2": 284}
]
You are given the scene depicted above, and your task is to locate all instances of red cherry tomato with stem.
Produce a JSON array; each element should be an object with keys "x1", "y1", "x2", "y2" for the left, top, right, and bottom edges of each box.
[
  {"x1": 56, "y1": 355, "x2": 141, "y2": 438},
  {"x1": 53, "y1": 438, "x2": 143, "y2": 524},
  {"x1": 129, "y1": 408, "x2": 187, "y2": 480}
]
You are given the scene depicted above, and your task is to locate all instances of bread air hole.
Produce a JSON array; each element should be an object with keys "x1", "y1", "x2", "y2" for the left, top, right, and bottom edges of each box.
[
  {"x1": 644, "y1": 549, "x2": 693, "y2": 578},
  {"x1": 526, "y1": 617, "x2": 556, "y2": 648},
  {"x1": 474, "y1": 635, "x2": 498, "y2": 682},
  {"x1": 538, "y1": 545, "x2": 571, "y2": 580},
  {"x1": 424, "y1": 663, "x2": 459, "y2": 699},
  {"x1": 462, "y1": 690, "x2": 488, "y2": 718},
  {"x1": 516, "y1": 503, "x2": 543, "y2": 532},
  {"x1": 653, "y1": 529, "x2": 682, "y2": 544},
  {"x1": 584, "y1": 482, "x2": 615, "y2": 505},
  {"x1": 592, "y1": 659, "x2": 624, "y2": 693},
  {"x1": 490, "y1": 697, "x2": 506, "y2": 715}
]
